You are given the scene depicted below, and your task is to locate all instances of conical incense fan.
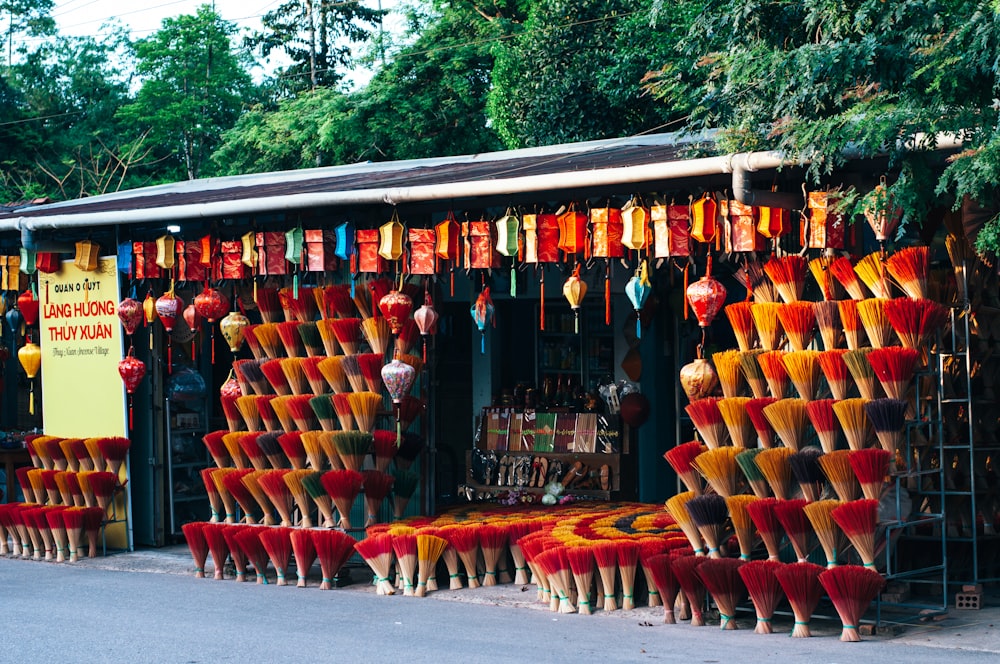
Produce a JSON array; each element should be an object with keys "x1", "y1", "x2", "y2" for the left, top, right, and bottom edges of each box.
[{"x1": 382, "y1": 358, "x2": 416, "y2": 445}]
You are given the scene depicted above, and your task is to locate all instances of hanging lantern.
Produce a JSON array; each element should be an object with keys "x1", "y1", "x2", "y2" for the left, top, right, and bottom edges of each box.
[
  {"x1": 18, "y1": 247, "x2": 36, "y2": 275},
  {"x1": 17, "y1": 290, "x2": 38, "y2": 328},
  {"x1": 863, "y1": 176, "x2": 903, "y2": 246},
  {"x1": 18, "y1": 338, "x2": 41, "y2": 415},
  {"x1": 496, "y1": 210, "x2": 521, "y2": 297},
  {"x1": 155, "y1": 293, "x2": 184, "y2": 372},
  {"x1": 470, "y1": 287, "x2": 495, "y2": 355},
  {"x1": 378, "y1": 212, "x2": 406, "y2": 261},
  {"x1": 5, "y1": 306, "x2": 23, "y2": 339},
  {"x1": 220, "y1": 310, "x2": 250, "y2": 354},
  {"x1": 413, "y1": 292, "x2": 439, "y2": 363},
  {"x1": 624, "y1": 260, "x2": 652, "y2": 339},
  {"x1": 183, "y1": 303, "x2": 201, "y2": 360},
  {"x1": 74, "y1": 240, "x2": 100, "y2": 272},
  {"x1": 678, "y1": 358, "x2": 718, "y2": 402},
  {"x1": 381, "y1": 358, "x2": 417, "y2": 445},
  {"x1": 686, "y1": 256, "x2": 727, "y2": 357},
  {"x1": 378, "y1": 289, "x2": 413, "y2": 336},
  {"x1": 155, "y1": 235, "x2": 176, "y2": 270},
  {"x1": 194, "y1": 287, "x2": 230, "y2": 362},
  {"x1": 118, "y1": 297, "x2": 143, "y2": 338},
  {"x1": 562, "y1": 264, "x2": 588, "y2": 333},
  {"x1": 35, "y1": 252, "x2": 60, "y2": 274},
  {"x1": 220, "y1": 370, "x2": 242, "y2": 399},
  {"x1": 118, "y1": 347, "x2": 146, "y2": 429}
]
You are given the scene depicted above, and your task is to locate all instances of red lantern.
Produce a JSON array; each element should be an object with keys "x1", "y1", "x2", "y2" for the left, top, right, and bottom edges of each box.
[
  {"x1": 413, "y1": 292, "x2": 439, "y2": 363},
  {"x1": 183, "y1": 303, "x2": 201, "y2": 360},
  {"x1": 119, "y1": 347, "x2": 147, "y2": 429},
  {"x1": 220, "y1": 372, "x2": 242, "y2": 399},
  {"x1": 155, "y1": 293, "x2": 183, "y2": 372},
  {"x1": 378, "y1": 290, "x2": 413, "y2": 336},
  {"x1": 194, "y1": 287, "x2": 230, "y2": 362},
  {"x1": 685, "y1": 256, "x2": 727, "y2": 357},
  {"x1": 118, "y1": 297, "x2": 143, "y2": 338},
  {"x1": 17, "y1": 290, "x2": 38, "y2": 328},
  {"x1": 36, "y1": 252, "x2": 60, "y2": 274}
]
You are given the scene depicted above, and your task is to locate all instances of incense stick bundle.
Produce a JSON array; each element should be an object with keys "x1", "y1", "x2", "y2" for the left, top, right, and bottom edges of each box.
[
  {"x1": 300, "y1": 471, "x2": 335, "y2": 527},
  {"x1": 254, "y1": 287, "x2": 283, "y2": 323},
  {"x1": 757, "y1": 350, "x2": 788, "y2": 399},
  {"x1": 616, "y1": 540, "x2": 641, "y2": 610},
  {"x1": 692, "y1": 447, "x2": 742, "y2": 498},
  {"x1": 884, "y1": 297, "x2": 949, "y2": 350},
  {"x1": 269, "y1": 396, "x2": 298, "y2": 433},
  {"x1": 830, "y1": 256, "x2": 867, "y2": 300},
  {"x1": 353, "y1": 281, "x2": 374, "y2": 319},
  {"x1": 686, "y1": 494, "x2": 729, "y2": 559},
  {"x1": 831, "y1": 499, "x2": 880, "y2": 569},
  {"x1": 220, "y1": 525, "x2": 250, "y2": 581},
  {"x1": 739, "y1": 350, "x2": 770, "y2": 399},
  {"x1": 725, "y1": 494, "x2": 759, "y2": 561},
  {"x1": 819, "y1": 565, "x2": 886, "y2": 642},
  {"x1": 297, "y1": 322, "x2": 325, "y2": 358},
  {"x1": 664, "y1": 491, "x2": 705, "y2": 556},
  {"x1": 315, "y1": 319, "x2": 341, "y2": 357},
  {"x1": 258, "y1": 469, "x2": 295, "y2": 526},
  {"x1": 276, "y1": 321, "x2": 305, "y2": 358},
  {"x1": 885, "y1": 246, "x2": 928, "y2": 300},
  {"x1": 724, "y1": 301, "x2": 757, "y2": 352},
  {"x1": 762, "y1": 398, "x2": 809, "y2": 451},
  {"x1": 321, "y1": 468, "x2": 364, "y2": 530},
  {"x1": 697, "y1": 558, "x2": 747, "y2": 630},
  {"x1": 857, "y1": 298, "x2": 895, "y2": 348},
  {"x1": 348, "y1": 391, "x2": 383, "y2": 433},
  {"x1": 591, "y1": 540, "x2": 621, "y2": 611},
  {"x1": 257, "y1": 395, "x2": 282, "y2": 433},
  {"x1": 308, "y1": 395, "x2": 338, "y2": 432},
  {"x1": 203, "y1": 431, "x2": 230, "y2": 468},
  {"x1": 478, "y1": 524, "x2": 510, "y2": 588},
  {"x1": 279, "y1": 358, "x2": 310, "y2": 396},
  {"x1": 764, "y1": 254, "x2": 807, "y2": 303},
  {"x1": 361, "y1": 317, "x2": 392, "y2": 356},
  {"x1": 865, "y1": 398, "x2": 907, "y2": 455},
  {"x1": 330, "y1": 318, "x2": 362, "y2": 355},
  {"x1": 753, "y1": 448, "x2": 794, "y2": 500},
  {"x1": 849, "y1": 449, "x2": 891, "y2": 501},
  {"x1": 736, "y1": 449, "x2": 770, "y2": 498},
  {"x1": 357, "y1": 353, "x2": 386, "y2": 394},
  {"x1": 203, "y1": 523, "x2": 232, "y2": 581},
  {"x1": 774, "y1": 498, "x2": 815, "y2": 562},
  {"x1": 332, "y1": 431, "x2": 373, "y2": 472},
  {"x1": 833, "y1": 398, "x2": 872, "y2": 451},
  {"x1": 789, "y1": 447, "x2": 826, "y2": 502},
  {"x1": 804, "y1": 499, "x2": 846, "y2": 568},
  {"x1": 738, "y1": 559, "x2": 785, "y2": 634},
  {"x1": 260, "y1": 359, "x2": 292, "y2": 396},
  {"x1": 254, "y1": 323, "x2": 284, "y2": 359},
  {"x1": 340, "y1": 355, "x2": 367, "y2": 393},
  {"x1": 717, "y1": 397, "x2": 755, "y2": 450},
  {"x1": 774, "y1": 562, "x2": 825, "y2": 637},
  {"x1": 354, "y1": 532, "x2": 396, "y2": 595},
  {"x1": 235, "y1": 359, "x2": 270, "y2": 396},
  {"x1": 777, "y1": 302, "x2": 816, "y2": 352},
  {"x1": 817, "y1": 349, "x2": 851, "y2": 400},
  {"x1": 671, "y1": 555, "x2": 708, "y2": 626},
  {"x1": 299, "y1": 431, "x2": 326, "y2": 471},
  {"x1": 712, "y1": 350, "x2": 745, "y2": 398},
  {"x1": 837, "y1": 299, "x2": 866, "y2": 350},
  {"x1": 289, "y1": 527, "x2": 317, "y2": 587},
  {"x1": 855, "y1": 253, "x2": 892, "y2": 299},
  {"x1": 241, "y1": 470, "x2": 276, "y2": 525},
  {"x1": 813, "y1": 300, "x2": 844, "y2": 351},
  {"x1": 783, "y1": 350, "x2": 821, "y2": 401},
  {"x1": 312, "y1": 528, "x2": 357, "y2": 590},
  {"x1": 283, "y1": 469, "x2": 315, "y2": 527},
  {"x1": 217, "y1": 468, "x2": 255, "y2": 523},
  {"x1": 866, "y1": 346, "x2": 919, "y2": 400},
  {"x1": 317, "y1": 357, "x2": 349, "y2": 394},
  {"x1": 806, "y1": 398, "x2": 841, "y2": 453},
  {"x1": 182, "y1": 522, "x2": 208, "y2": 578},
  {"x1": 684, "y1": 398, "x2": 729, "y2": 449},
  {"x1": 637, "y1": 538, "x2": 668, "y2": 608},
  {"x1": 321, "y1": 284, "x2": 356, "y2": 318},
  {"x1": 415, "y1": 533, "x2": 449, "y2": 597},
  {"x1": 745, "y1": 397, "x2": 778, "y2": 448},
  {"x1": 738, "y1": 260, "x2": 779, "y2": 303},
  {"x1": 331, "y1": 393, "x2": 355, "y2": 430},
  {"x1": 446, "y1": 525, "x2": 481, "y2": 590},
  {"x1": 843, "y1": 348, "x2": 880, "y2": 400},
  {"x1": 362, "y1": 470, "x2": 395, "y2": 527},
  {"x1": 396, "y1": 318, "x2": 421, "y2": 357},
  {"x1": 818, "y1": 450, "x2": 860, "y2": 502},
  {"x1": 242, "y1": 325, "x2": 264, "y2": 360},
  {"x1": 643, "y1": 553, "x2": 679, "y2": 622},
  {"x1": 663, "y1": 441, "x2": 707, "y2": 495},
  {"x1": 372, "y1": 430, "x2": 399, "y2": 473},
  {"x1": 751, "y1": 302, "x2": 784, "y2": 351}
]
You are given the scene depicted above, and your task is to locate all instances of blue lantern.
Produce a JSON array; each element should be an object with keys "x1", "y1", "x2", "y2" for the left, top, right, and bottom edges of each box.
[
  {"x1": 470, "y1": 287, "x2": 495, "y2": 354},
  {"x1": 624, "y1": 261, "x2": 652, "y2": 339}
]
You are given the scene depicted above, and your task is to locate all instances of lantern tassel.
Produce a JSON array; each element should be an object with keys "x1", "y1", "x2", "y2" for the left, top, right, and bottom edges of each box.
[
  {"x1": 636, "y1": 312, "x2": 641, "y2": 340},
  {"x1": 539, "y1": 269, "x2": 545, "y2": 331},
  {"x1": 605, "y1": 261, "x2": 611, "y2": 326},
  {"x1": 481, "y1": 331, "x2": 486, "y2": 355},
  {"x1": 450, "y1": 267, "x2": 455, "y2": 297},
  {"x1": 683, "y1": 262, "x2": 690, "y2": 320},
  {"x1": 293, "y1": 272, "x2": 299, "y2": 300},
  {"x1": 29, "y1": 381, "x2": 34, "y2": 415},
  {"x1": 574, "y1": 310, "x2": 580, "y2": 334},
  {"x1": 129, "y1": 397, "x2": 134, "y2": 430},
  {"x1": 168, "y1": 340, "x2": 172, "y2": 374},
  {"x1": 510, "y1": 266, "x2": 517, "y2": 299},
  {"x1": 396, "y1": 405, "x2": 402, "y2": 447}
]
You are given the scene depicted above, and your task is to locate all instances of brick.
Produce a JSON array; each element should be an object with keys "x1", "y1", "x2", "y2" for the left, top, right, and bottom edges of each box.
[
  {"x1": 962, "y1": 583, "x2": 984, "y2": 593},
  {"x1": 955, "y1": 592, "x2": 982, "y2": 610}
]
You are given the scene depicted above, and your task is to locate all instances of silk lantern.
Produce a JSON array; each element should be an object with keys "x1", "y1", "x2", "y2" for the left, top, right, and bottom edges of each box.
[
  {"x1": 863, "y1": 176, "x2": 903, "y2": 247},
  {"x1": 5, "y1": 306, "x2": 23, "y2": 338},
  {"x1": 413, "y1": 292, "x2": 439, "y2": 362},
  {"x1": 118, "y1": 297, "x2": 143, "y2": 338},
  {"x1": 624, "y1": 260, "x2": 652, "y2": 339},
  {"x1": 183, "y1": 303, "x2": 201, "y2": 360},
  {"x1": 155, "y1": 293, "x2": 184, "y2": 372},
  {"x1": 685, "y1": 256, "x2": 727, "y2": 357},
  {"x1": 381, "y1": 358, "x2": 416, "y2": 445},
  {"x1": 220, "y1": 310, "x2": 250, "y2": 354},
  {"x1": 220, "y1": 369, "x2": 242, "y2": 399},
  {"x1": 118, "y1": 347, "x2": 147, "y2": 429},
  {"x1": 378, "y1": 289, "x2": 413, "y2": 336},
  {"x1": 18, "y1": 338, "x2": 41, "y2": 415},
  {"x1": 470, "y1": 287, "x2": 495, "y2": 355},
  {"x1": 17, "y1": 290, "x2": 38, "y2": 328},
  {"x1": 194, "y1": 287, "x2": 230, "y2": 362},
  {"x1": 496, "y1": 210, "x2": 520, "y2": 297},
  {"x1": 562, "y1": 264, "x2": 588, "y2": 333},
  {"x1": 143, "y1": 292, "x2": 156, "y2": 350}
]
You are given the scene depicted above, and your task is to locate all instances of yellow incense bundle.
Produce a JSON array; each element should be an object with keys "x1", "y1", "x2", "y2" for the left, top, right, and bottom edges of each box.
[
  {"x1": 762, "y1": 398, "x2": 809, "y2": 452},
  {"x1": 717, "y1": 397, "x2": 756, "y2": 449},
  {"x1": 753, "y1": 447, "x2": 794, "y2": 500},
  {"x1": 712, "y1": 350, "x2": 745, "y2": 398},
  {"x1": 751, "y1": 302, "x2": 784, "y2": 351},
  {"x1": 782, "y1": 350, "x2": 821, "y2": 401},
  {"x1": 854, "y1": 253, "x2": 892, "y2": 299},
  {"x1": 691, "y1": 447, "x2": 742, "y2": 498},
  {"x1": 832, "y1": 398, "x2": 871, "y2": 451},
  {"x1": 857, "y1": 298, "x2": 895, "y2": 349}
]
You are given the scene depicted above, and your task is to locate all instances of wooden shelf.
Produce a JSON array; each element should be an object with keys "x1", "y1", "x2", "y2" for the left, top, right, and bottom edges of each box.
[{"x1": 464, "y1": 479, "x2": 611, "y2": 501}]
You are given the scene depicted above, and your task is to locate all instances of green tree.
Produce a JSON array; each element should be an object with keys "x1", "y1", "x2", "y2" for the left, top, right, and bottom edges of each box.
[
  {"x1": 117, "y1": 6, "x2": 255, "y2": 181},
  {"x1": 247, "y1": 0, "x2": 383, "y2": 94},
  {"x1": 1, "y1": 0, "x2": 55, "y2": 68}
]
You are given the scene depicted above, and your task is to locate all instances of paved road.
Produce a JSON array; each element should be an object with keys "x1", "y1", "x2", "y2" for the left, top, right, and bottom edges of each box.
[{"x1": 1, "y1": 554, "x2": 999, "y2": 663}]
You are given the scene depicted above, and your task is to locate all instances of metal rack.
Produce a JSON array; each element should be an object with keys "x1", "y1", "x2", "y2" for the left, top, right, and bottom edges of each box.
[{"x1": 165, "y1": 398, "x2": 211, "y2": 537}]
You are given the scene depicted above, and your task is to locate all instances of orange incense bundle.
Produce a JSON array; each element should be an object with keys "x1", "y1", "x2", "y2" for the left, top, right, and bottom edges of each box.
[
  {"x1": 200, "y1": 468, "x2": 223, "y2": 522},
  {"x1": 746, "y1": 397, "x2": 778, "y2": 449},
  {"x1": 739, "y1": 350, "x2": 770, "y2": 399},
  {"x1": 776, "y1": 302, "x2": 816, "y2": 352},
  {"x1": 355, "y1": 532, "x2": 396, "y2": 595},
  {"x1": 855, "y1": 253, "x2": 892, "y2": 299},
  {"x1": 64, "y1": 438, "x2": 93, "y2": 472},
  {"x1": 818, "y1": 450, "x2": 860, "y2": 502},
  {"x1": 866, "y1": 346, "x2": 919, "y2": 400},
  {"x1": 773, "y1": 498, "x2": 815, "y2": 562},
  {"x1": 885, "y1": 245, "x2": 928, "y2": 300},
  {"x1": 258, "y1": 469, "x2": 294, "y2": 526},
  {"x1": 684, "y1": 397, "x2": 729, "y2": 449},
  {"x1": 664, "y1": 441, "x2": 708, "y2": 496},
  {"x1": 253, "y1": 323, "x2": 283, "y2": 359},
  {"x1": 300, "y1": 432, "x2": 326, "y2": 471},
  {"x1": 774, "y1": 562, "x2": 825, "y2": 637},
  {"x1": 53, "y1": 472, "x2": 73, "y2": 506},
  {"x1": 671, "y1": 555, "x2": 708, "y2": 626},
  {"x1": 664, "y1": 492, "x2": 705, "y2": 556},
  {"x1": 830, "y1": 256, "x2": 867, "y2": 300},
  {"x1": 712, "y1": 350, "x2": 745, "y2": 398},
  {"x1": 58, "y1": 439, "x2": 79, "y2": 472},
  {"x1": 289, "y1": 527, "x2": 317, "y2": 587},
  {"x1": 692, "y1": 447, "x2": 742, "y2": 498},
  {"x1": 279, "y1": 358, "x2": 310, "y2": 396},
  {"x1": 849, "y1": 448, "x2": 890, "y2": 501},
  {"x1": 275, "y1": 321, "x2": 305, "y2": 358},
  {"x1": 865, "y1": 398, "x2": 907, "y2": 455},
  {"x1": 415, "y1": 533, "x2": 449, "y2": 597},
  {"x1": 739, "y1": 559, "x2": 785, "y2": 634},
  {"x1": 803, "y1": 396, "x2": 840, "y2": 454},
  {"x1": 315, "y1": 319, "x2": 341, "y2": 357},
  {"x1": 833, "y1": 398, "x2": 872, "y2": 451},
  {"x1": 808, "y1": 255, "x2": 837, "y2": 299},
  {"x1": 725, "y1": 494, "x2": 759, "y2": 561},
  {"x1": 321, "y1": 468, "x2": 364, "y2": 529},
  {"x1": 717, "y1": 397, "x2": 755, "y2": 449},
  {"x1": 804, "y1": 499, "x2": 846, "y2": 568},
  {"x1": 361, "y1": 316, "x2": 392, "y2": 356},
  {"x1": 819, "y1": 565, "x2": 885, "y2": 642},
  {"x1": 831, "y1": 499, "x2": 880, "y2": 569},
  {"x1": 857, "y1": 298, "x2": 895, "y2": 348},
  {"x1": 330, "y1": 317, "x2": 362, "y2": 355},
  {"x1": 312, "y1": 528, "x2": 357, "y2": 590},
  {"x1": 202, "y1": 522, "x2": 230, "y2": 580},
  {"x1": 725, "y1": 301, "x2": 757, "y2": 352},
  {"x1": 757, "y1": 350, "x2": 788, "y2": 399},
  {"x1": 782, "y1": 350, "x2": 821, "y2": 401},
  {"x1": 331, "y1": 393, "x2": 355, "y2": 430},
  {"x1": 837, "y1": 299, "x2": 866, "y2": 350},
  {"x1": 884, "y1": 297, "x2": 949, "y2": 350},
  {"x1": 317, "y1": 357, "x2": 349, "y2": 394},
  {"x1": 764, "y1": 254, "x2": 807, "y2": 303},
  {"x1": 357, "y1": 353, "x2": 386, "y2": 394},
  {"x1": 235, "y1": 396, "x2": 263, "y2": 432},
  {"x1": 762, "y1": 398, "x2": 809, "y2": 451},
  {"x1": 817, "y1": 349, "x2": 850, "y2": 400},
  {"x1": 696, "y1": 558, "x2": 746, "y2": 630},
  {"x1": 843, "y1": 348, "x2": 880, "y2": 400},
  {"x1": 361, "y1": 470, "x2": 394, "y2": 527},
  {"x1": 813, "y1": 300, "x2": 844, "y2": 351},
  {"x1": 241, "y1": 470, "x2": 278, "y2": 525},
  {"x1": 182, "y1": 522, "x2": 209, "y2": 578},
  {"x1": 789, "y1": 447, "x2": 826, "y2": 502},
  {"x1": 753, "y1": 448, "x2": 794, "y2": 501},
  {"x1": 751, "y1": 302, "x2": 784, "y2": 351},
  {"x1": 260, "y1": 359, "x2": 292, "y2": 396}
]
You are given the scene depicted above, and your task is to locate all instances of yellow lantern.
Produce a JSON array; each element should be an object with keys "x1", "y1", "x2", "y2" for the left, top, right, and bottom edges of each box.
[
  {"x1": 18, "y1": 340, "x2": 41, "y2": 414},
  {"x1": 74, "y1": 240, "x2": 100, "y2": 272},
  {"x1": 241, "y1": 231, "x2": 258, "y2": 268},
  {"x1": 562, "y1": 264, "x2": 588, "y2": 333},
  {"x1": 378, "y1": 211, "x2": 405, "y2": 261},
  {"x1": 155, "y1": 235, "x2": 176, "y2": 270},
  {"x1": 220, "y1": 311, "x2": 250, "y2": 353},
  {"x1": 621, "y1": 199, "x2": 650, "y2": 251}
]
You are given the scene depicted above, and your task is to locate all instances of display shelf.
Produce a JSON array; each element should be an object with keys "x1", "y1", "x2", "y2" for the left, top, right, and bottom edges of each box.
[
  {"x1": 166, "y1": 398, "x2": 211, "y2": 537},
  {"x1": 536, "y1": 305, "x2": 615, "y2": 394}
]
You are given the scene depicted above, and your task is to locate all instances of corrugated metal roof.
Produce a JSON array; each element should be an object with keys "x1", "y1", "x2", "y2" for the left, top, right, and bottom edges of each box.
[{"x1": 2, "y1": 133, "x2": 711, "y2": 221}]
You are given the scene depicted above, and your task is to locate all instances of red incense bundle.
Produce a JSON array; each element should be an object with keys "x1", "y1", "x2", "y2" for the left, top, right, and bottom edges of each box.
[
  {"x1": 829, "y1": 256, "x2": 868, "y2": 300},
  {"x1": 663, "y1": 441, "x2": 707, "y2": 495},
  {"x1": 260, "y1": 359, "x2": 292, "y2": 396},
  {"x1": 745, "y1": 497, "x2": 783, "y2": 561},
  {"x1": 644, "y1": 553, "x2": 680, "y2": 623},
  {"x1": 276, "y1": 321, "x2": 305, "y2": 358},
  {"x1": 321, "y1": 469, "x2": 364, "y2": 530},
  {"x1": 237, "y1": 433, "x2": 267, "y2": 471},
  {"x1": 849, "y1": 449, "x2": 891, "y2": 501},
  {"x1": 181, "y1": 521, "x2": 208, "y2": 578},
  {"x1": 362, "y1": 470, "x2": 395, "y2": 527},
  {"x1": 757, "y1": 350, "x2": 788, "y2": 399},
  {"x1": 884, "y1": 297, "x2": 949, "y2": 350},
  {"x1": 354, "y1": 532, "x2": 396, "y2": 595},
  {"x1": 284, "y1": 394, "x2": 320, "y2": 432},
  {"x1": 638, "y1": 538, "x2": 669, "y2": 608},
  {"x1": 774, "y1": 562, "x2": 825, "y2": 637},
  {"x1": 566, "y1": 546, "x2": 596, "y2": 615},
  {"x1": 773, "y1": 499, "x2": 815, "y2": 563},
  {"x1": 592, "y1": 540, "x2": 620, "y2": 611},
  {"x1": 277, "y1": 432, "x2": 306, "y2": 470},
  {"x1": 478, "y1": 523, "x2": 510, "y2": 587},
  {"x1": 724, "y1": 301, "x2": 757, "y2": 352},
  {"x1": 685, "y1": 398, "x2": 729, "y2": 449},
  {"x1": 817, "y1": 349, "x2": 850, "y2": 401},
  {"x1": 201, "y1": 522, "x2": 230, "y2": 580},
  {"x1": 738, "y1": 559, "x2": 785, "y2": 634},
  {"x1": 258, "y1": 526, "x2": 293, "y2": 586},
  {"x1": 222, "y1": 525, "x2": 249, "y2": 581},
  {"x1": 831, "y1": 499, "x2": 880, "y2": 569},
  {"x1": 777, "y1": 302, "x2": 816, "y2": 352},
  {"x1": 806, "y1": 398, "x2": 841, "y2": 453},
  {"x1": 671, "y1": 555, "x2": 708, "y2": 626},
  {"x1": 242, "y1": 325, "x2": 264, "y2": 360},
  {"x1": 311, "y1": 528, "x2": 357, "y2": 590},
  {"x1": 506, "y1": 519, "x2": 541, "y2": 586},
  {"x1": 392, "y1": 533, "x2": 419, "y2": 595},
  {"x1": 764, "y1": 254, "x2": 807, "y2": 303},
  {"x1": 357, "y1": 353, "x2": 386, "y2": 394},
  {"x1": 201, "y1": 468, "x2": 223, "y2": 523},
  {"x1": 536, "y1": 548, "x2": 575, "y2": 613},
  {"x1": 219, "y1": 468, "x2": 258, "y2": 523},
  {"x1": 232, "y1": 527, "x2": 271, "y2": 584},
  {"x1": 258, "y1": 469, "x2": 294, "y2": 526},
  {"x1": 289, "y1": 527, "x2": 317, "y2": 587},
  {"x1": 372, "y1": 430, "x2": 399, "y2": 473},
  {"x1": 837, "y1": 299, "x2": 866, "y2": 350},
  {"x1": 745, "y1": 397, "x2": 778, "y2": 448},
  {"x1": 884, "y1": 245, "x2": 928, "y2": 300},
  {"x1": 254, "y1": 287, "x2": 283, "y2": 323},
  {"x1": 696, "y1": 558, "x2": 746, "y2": 630},
  {"x1": 445, "y1": 524, "x2": 481, "y2": 589},
  {"x1": 819, "y1": 565, "x2": 885, "y2": 642},
  {"x1": 866, "y1": 346, "x2": 920, "y2": 400},
  {"x1": 96, "y1": 438, "x2": 130, "y2": 479},
  {"x1": 321, "y1": 284, "x2": 356, "y2": 318}
]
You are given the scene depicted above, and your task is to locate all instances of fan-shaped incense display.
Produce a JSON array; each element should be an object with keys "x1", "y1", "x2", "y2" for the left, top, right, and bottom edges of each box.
[
  {"x1": 712, "y1": 350, "x2": 744, "y2": 398},
  {"x1": 884, "y1": 297, "x2": 949, "y2": 351},
  {"x1": 831, "y1": 499, "x2": 880, "y2": 569},
  {"x1": 757, "y1": 350, "x2": 788, "y2": 399},
  {"x1": 739, "y1": 350, "x2": 769, "y2": 399},
  {"x1": 260, "y1": 359, "x2": 292, "y2": 396},
  {"x1": 664, "y1": 441, "x2": 706, "y2": 495},
  {"x1": 885, "y1": 246, "x2": 928, "y2": 300},
  {"x1": 745, "y1": 498, "x2": 783, "y2": 561},
  {"x1": 331, "y1": 393, "x2": 355, "y2": 430},
  {"x1": 258, "y1": 526, "x2": 293, "y2": 585},
  {"x1": 843, "y1": 348, "x2": 880, "y2": 400},
  {"x1": 692, "y1": 447, "x2": 741, "y2": 498},
  {"x1": 348, "y1": 391, "x2": 383, "y2": 433},
  {"x1": 276, "y1": 321, "x2": 305, "y2": 358},
  {"x1": 751, "y1": 302, "x2": 784, "y2": 351},
  {"x1": 725, "y1": 494, "x2": 759, "y2": 561},
  {"x1": 314, "y1": 319, "x2": 341, "y2": 357},
  {"x1": 837, "y1": 299, "x2": 865, "y2": 351},
  {"x1": 833, "y1": 398, "x2": 872, "y2": 451},
  {"x1": 269, "y1": 395, "x2": 298, "y2": 433},
  {"x1": 253, "y1": 323, "x2": 283, "y2": 359},
  {"x1": 762, "y1": 398, "x2": 809, "y2": 451},
  {"x1": 866, "y1": 346, "x2": 919, "y2": 400},
  {"x1": 736, "y1": 448, "x2": 769, "y2": 498},
  {"x1": 361, "y1": 317, "x2": 392, "y2": 356},
  {"x1": 805, "y1": 398, "x2": 840, "y2": 452},
  {"x1": 696, "y1": 558, "x2": 746, "y2": 629},
  {"x1": 717, "y1": 397, "x2": 755, "y2": 449},
  {"x1": 809, "y1": 255, "x2": 836, "y2": 300},
  {"x1": 829, "y1": 256, "x2": 867, "y2": 300},
  {"x1": 685, "y1": 398, "x2": 728, "y2": 449},
  {"x1": 817, "y1": 349, "x2": 850, "y2": 400},
  {"x1": 354, "y1": 532, "x2": 396, "y2": 594},
  {"x1": 783, "y1": 350, "x2": 821, "y2": 401},
  {"x1": 739, "y1": 559, "x2": 785, "y2": 634},
  {"x1": 724, "y1": 301, "x2": 757, "y2": 352},
  {"x1": 357, "y1": 353, "x2": 386, "y2": 394},
  {"x1": 774, "y1": 562, "x2": 825, "y2": 637},
  {"x1": 764, "y1": 254, "x2": 807, "y2": 303},
  {"x1": 312, "y1": 528, "x2": 357, "y2": 590},
  {"x1": 819, "y1": 565, "x2": 885, "y2": 642},
  {"x1": 789, "y1": 447, "x2": 826, "y2": 502},
  {"x1": 671, "y1": 555, "x2": 708, "y2": 626},
  {"x1": 803, "y1": 499, "x2": 846, "y2": 568},
  {"x1": 745, "y1": 397, "x2": 778, "y2": 448},
  {"x1": 330, "y1": 318, "x2": 362, "y2": 355},
  {"x1": 321, "y1": 468, "x2": 364, "y2": 530},
  {"x1": 664, "y1": 491, "x2": 705, "y2": 556},
  {"x1": 777, "y1": 302, "x2": 816, "y2": 352},
  {"x1": 317, "y1": 356, "x2": 349, "y2": 394},
  {"x1": 865, "y1": 398, "x2": 907, "y2": 455},
  {"x1": 855, "y1": 253, "x2": 892, "y2": 299},
  {"x1": 340, "y1": 354, "x2": 367, "y2": 393},
  {"x1": 818, "y1": 450, "x2": 860, "y2": 502},
  {"x1": 753, "y1": 447, "x2": 794, "y2": 500},
  {"x1": 857, "y1": 298, "x2": 895, "y2": 348},
  {"x1": 849, "y1": 448, "x2": 891, "y2": 501}
]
